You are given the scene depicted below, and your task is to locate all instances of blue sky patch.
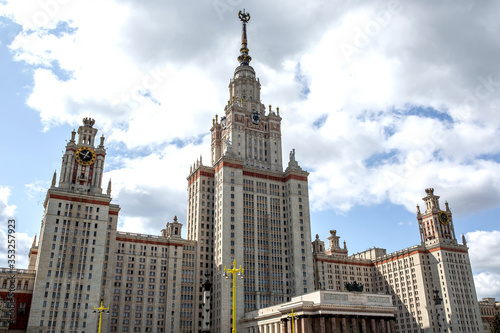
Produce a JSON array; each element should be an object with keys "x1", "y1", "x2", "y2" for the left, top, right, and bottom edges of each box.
[
  {"x1": 401, "y1": 105, "x2": 453, "y2": 123},
  {"x1": 47, "y1": 21, "x2": 77, "y2": 38},
  {"x1": 170, "y1": 132, "x2": 207, "y2": 148},
  {"x1": 313, "y1": 114, "x2": 328, "y2": 129},
  {"x1": 139, "y1": 90, "x2": 161, "y2": 106},
  {"x1": 381, "y1": 125, "x2": 396, "y2": 139},
  {"x1": 364, "y1": 150, "x2": 399, "y2": 168},
  {"x1": 294, "y1": 62, "x2": 310, "y2": 98},
  {"x1": 432, "y1": 150, "x2": 444, "y2": 162},
  {"x1": 49, "y1": 60, "x2": 73, "y2": 81},
  {"x1": 477, "y1": 153, "x2": 500, "y2": 163}
]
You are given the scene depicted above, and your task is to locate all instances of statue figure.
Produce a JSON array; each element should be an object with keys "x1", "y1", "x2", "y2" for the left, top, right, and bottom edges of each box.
[{"x1": 344, "y1": 281, "x2": 364, "y2": 292}]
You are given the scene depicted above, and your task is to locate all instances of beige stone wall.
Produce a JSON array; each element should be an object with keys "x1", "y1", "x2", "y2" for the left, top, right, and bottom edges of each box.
[
  {"x1": 27, "y1": 190, "x2": 114, "y2": 333},
  {"x1": 106, "y1": 231, "x2": 197, "y2": 333},
  {"x1": 314, "y1": 235, "x2": 484, "y2": 333}
]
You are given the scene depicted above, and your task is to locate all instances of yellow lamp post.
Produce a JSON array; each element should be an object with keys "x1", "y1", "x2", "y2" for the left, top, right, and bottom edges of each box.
[
  {"x1": 223, "y1": 259, "x2": 244, "y2": 333},
  {"x1": 287, "y1": 308, "x2": 297, "y2": 333},
  {"x1": 92, "y1": 301, "x2": 109, "y2": 333}
]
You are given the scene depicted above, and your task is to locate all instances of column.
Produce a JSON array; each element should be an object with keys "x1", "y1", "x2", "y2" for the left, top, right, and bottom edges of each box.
[
  {"x1": 330, "y1": 316, "x2": 337, "y2": 333},
  {"x1": 389, "y1": 319, "x2": 396, "y2": 333},
  {"x1": 281, "y1": 319, "x2": 287, "y2": 333},
  {"x1": 320, "y1": 316, "x2": 326, "y2": 333},
  {"x1": 306, "y1": 316, "x2": 312, "y2": 332},
  {"x1": 301, "y1": 316, "x2": 307, "y2": 333},
  {"x1": 341, "y1": 317, "x2": 347, "y2": 333},
  {"x1": 380, "y1": 319, "x2": 387, "y2": 333},
  {"x1": 287, "y1": 318, "x2": 292, "y2": 333},
  {"x1": 370, "y1": 319, "x2": 376, "y2": 333},
  {"x1": 351, "y1": 317, "x2": 358, "y2": 333},
  {"x1": 361, "y1": 318, "x2": 367, "y2": 333}
]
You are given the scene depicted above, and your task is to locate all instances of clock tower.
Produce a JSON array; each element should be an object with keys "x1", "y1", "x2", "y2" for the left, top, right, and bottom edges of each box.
[
  {"x1": 58, "y1": 117, "x2": 107, "y2": 194},
  {"x1": 27, "y1": 118, "x2": 120, "y2": 333},
  {"x1": 417, "y1": 187, "x2": 456, "y2": 246}
]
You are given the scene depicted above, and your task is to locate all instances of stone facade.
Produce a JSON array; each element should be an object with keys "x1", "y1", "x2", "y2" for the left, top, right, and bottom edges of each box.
[
  {"x1": 186, "y1": 13, "x2": 313, "y2": 333},
  {"x1": 0, "y1": 268, "x2": 35, "y2": 332},
  {"x1": 24, "y1": 119, "x2": 199, "y2": 333},
  {"x1": 313, "y1": 189, "x2": 484, "y2": 333},
  {"x1": 26, "y1": 119, "x2": 120, "y2": 333},
  {"x1": 0, "y1": 11, "x2": 488, "y2": 333},
  {"x1": 239, "y1": 290, "x2": 396, "y2": 333},
  {"x1": 478, "y1": 298, "x2": 500, "y2": 333},
  {"x1": 107, "y1": 223, "x2": 197, "y2": 333}
]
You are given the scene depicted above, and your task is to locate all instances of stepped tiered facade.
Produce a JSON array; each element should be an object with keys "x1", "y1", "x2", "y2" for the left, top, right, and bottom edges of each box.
[{"x1": 0, "y1": 10, "x2": 484, "y2": 333}]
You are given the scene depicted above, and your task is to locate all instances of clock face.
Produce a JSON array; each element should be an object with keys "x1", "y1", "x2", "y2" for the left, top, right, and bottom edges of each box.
[
  {"x1": 251, "y1": 109, "x2": 261, "y2": 124},
  {"x1": 438, "y1": 211, "x2": 449, "y2": 225},
  {"x1": 221, "y1": 116, "x2": 227, "y2": 129},
  {"x1": 76, "y1": 147, "x2": 96, "y2": 165}
]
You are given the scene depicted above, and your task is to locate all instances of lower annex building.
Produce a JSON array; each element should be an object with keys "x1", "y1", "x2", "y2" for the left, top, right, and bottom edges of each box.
[
  {"x1": 312, "y1": 188, "x2": 483, "y2": 333},
  {"x1": 0, "y1": 10, "x2": 484, "y2": 333}
]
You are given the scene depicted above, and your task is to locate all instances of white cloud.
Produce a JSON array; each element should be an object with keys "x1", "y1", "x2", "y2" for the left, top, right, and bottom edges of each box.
[
  {"x1": 1, "y1": 1, "x2": 500, "y2": 238},
  {"x1": 474, "y1": 272, "x2": 500, "y2": 300},
  {"x1": 467, "y1": 230, "x2": 500, "y2": 273},
  {"x1": 0, "y1": 186, "x2": 16, "y2": 219},
  {"x1": 467, "y1": 230, "x2": 500, "y2": 299},
  {"x1": 106, "y1": 135, "x2": 211, "y2": 235},
  {"x1": 25, "y1": 180, "x2": 48, "y2": 200},
  {"x1": 0, "y1": 188, "x2": 32, "y2": 269},
  {"x1": 279, "y1": 2, "x2": 500, "y2": 215},
  {"x1": 0, "y1": 229, "x2": 33, "y2": 269}
]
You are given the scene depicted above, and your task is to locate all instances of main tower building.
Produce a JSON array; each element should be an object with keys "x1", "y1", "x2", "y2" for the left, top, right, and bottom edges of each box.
[{"x1": 187, "y1": 11, "x2": 314, "y2": 333}]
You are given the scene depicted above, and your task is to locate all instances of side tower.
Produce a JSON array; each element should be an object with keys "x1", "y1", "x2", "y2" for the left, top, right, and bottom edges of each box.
[
  {"x1": 58, "y1": 118, "x2": 107, "y2": 194},
  {"x1": 417, "y1": 187, "x2": 456, "y2": 246},
  {"x1": 416, "y1": 188, "x2": 483, "y2": 333},
  {"x1": 27, "y1": 119, "x2": 120, "y2": 333},
  {"x1": 188, "y1": 11, "x2": 314, "y2": 333}
]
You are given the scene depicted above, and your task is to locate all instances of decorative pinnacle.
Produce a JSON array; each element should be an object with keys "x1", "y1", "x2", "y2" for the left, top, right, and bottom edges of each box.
[
  {"x1": 83, "y1": 117, "x2": 95, "y2": 128},
  {"x1": 237, "y1": 9, "x2": 252, "y2": 66}
]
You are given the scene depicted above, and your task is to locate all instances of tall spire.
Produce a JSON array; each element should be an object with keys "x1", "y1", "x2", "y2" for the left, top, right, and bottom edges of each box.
[
  {"x1": 51, "y1": 170, "x2": 57, "y2": 187},
  {"x1": 237, "y1": 9, "x2": 252, "y2": 66}
]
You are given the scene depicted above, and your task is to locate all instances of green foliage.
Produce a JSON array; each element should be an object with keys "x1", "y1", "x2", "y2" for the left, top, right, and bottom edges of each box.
[{"x1": 493, "y1": 314, "x2": 500, "y2": 333}]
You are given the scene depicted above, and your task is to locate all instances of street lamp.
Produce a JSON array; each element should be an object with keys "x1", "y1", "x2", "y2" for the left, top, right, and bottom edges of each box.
[
  {"x1": 92, "y1": 301, "x2": 109, "y2": 333},
  {"x1": 223, "y1": 259, "x2": 244, "y2": 333},
  {"x1": 287, "y1": 308, "x2": 297, "y2": 333}
]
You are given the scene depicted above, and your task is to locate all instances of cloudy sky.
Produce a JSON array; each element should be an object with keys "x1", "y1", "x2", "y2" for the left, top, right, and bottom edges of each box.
[{"x1": 1, "y1": 0, "x2": 499, "y2": 299}]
